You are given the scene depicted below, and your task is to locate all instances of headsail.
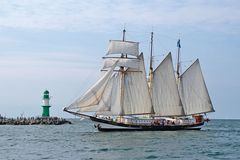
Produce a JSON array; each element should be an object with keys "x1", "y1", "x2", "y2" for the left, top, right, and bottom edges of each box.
[
  {"x1": 107, "y1": 40, "x2": 139, "y2": 57},
  {"x1": 179, "y1": 59, "x2": 214, "y2": 115},
  {"x1": 152, "y1": 53, "x2": 185, "y2": 116},
  {"x1": 65, "y1": 61, "x2": 118, "y2": 112}
]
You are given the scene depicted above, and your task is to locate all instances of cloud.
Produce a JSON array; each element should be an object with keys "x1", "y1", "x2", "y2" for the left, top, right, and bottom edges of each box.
[{"x1": 0, "y1": 0, "x2": 239, "y2": 33}]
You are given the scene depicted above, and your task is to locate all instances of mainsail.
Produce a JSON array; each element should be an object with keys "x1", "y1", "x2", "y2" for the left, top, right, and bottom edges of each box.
[
  {"x1": 100, "y1": 53, "x2": 153, "y2": 115},
  {"x1": 122, "y1": 53, "x2": 153, "y2": 115},
  {"x1": 179, "y1": 59, "x2": 214, "y2": 115},
  {"x1": 152, "y1": 53, "x2": 185, "y2": 116}
]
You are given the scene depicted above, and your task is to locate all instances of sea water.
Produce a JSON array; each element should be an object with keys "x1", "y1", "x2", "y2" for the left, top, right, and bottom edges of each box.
[{"x1": 0, "y1": 119, "x2": 239, "y2": 160}]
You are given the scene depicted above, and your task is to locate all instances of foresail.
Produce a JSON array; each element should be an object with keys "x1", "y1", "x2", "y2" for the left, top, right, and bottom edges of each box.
[
  {"x1": 107, "y1": 40, "x2": 139, "y2": 57},
  {"x1": 152, "y1": 53, "x2": 185, "y2": 116},
  {"x1": 179, "y1": 59, "x2": 214, "y2": 115},
  {"x1": 84, "y1": 72, "x2": 121, "y2": 114},
  {"x1": 122, "y1": 53, "x2": 153, "y2": 115},
  {"x1": 97, "y1": 72, "x2": 122, "y2": 115},
  {"x1": 65, "y1": 61, "x2": 118, "y2": 112}
]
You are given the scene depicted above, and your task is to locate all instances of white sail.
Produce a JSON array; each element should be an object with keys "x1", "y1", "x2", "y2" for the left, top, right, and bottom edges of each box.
[
  {"x1": 86, "y1": 72, "x2": 122, "y2": 114},
  {"x1": 95, "y1": 72, "x2": 122, "y2": 115},
  {"x1": 122, "y1": 53, "x2": 153, "y2": 115},
  {"x1": 107, "y1": 73, "x2": 122, "y2": 115},
  {"x1": 102, "y1": 58, "x2": 140, "y2": 70},
  {"x1": 107, "y1": 40, "x2": 139, "y2": 57},
  {"x1": 152, "y1": 53, "x2": 185, "y2": 116},
  {"x1": 66, "y1": 61, "x2": 118, "y2": 111},
  {"x1": 179, "y1": 59, "x2": 214, "y2": 115}
]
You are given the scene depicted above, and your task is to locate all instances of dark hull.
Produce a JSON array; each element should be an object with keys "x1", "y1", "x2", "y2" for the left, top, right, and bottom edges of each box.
[
  {"x1": 90, "y1": 116, "x2": 204, "y2": 132},
  {"x1": 98, "y1": 127, "x2": 201, "y2": 132}
]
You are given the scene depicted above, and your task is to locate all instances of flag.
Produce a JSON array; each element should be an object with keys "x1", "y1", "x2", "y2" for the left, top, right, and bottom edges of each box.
[{"x1": 177, "y1": 39, "x2": 181, "y2": 48}]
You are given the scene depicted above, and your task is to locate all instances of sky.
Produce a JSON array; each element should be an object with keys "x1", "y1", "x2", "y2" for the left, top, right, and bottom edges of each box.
[{"x1": 0, "y1": 0, "x2": 239, "y2": 119}]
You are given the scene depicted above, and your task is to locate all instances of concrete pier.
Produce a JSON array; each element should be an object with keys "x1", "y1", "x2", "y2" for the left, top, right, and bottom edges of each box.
[{"x1": 0, "y1": 116, "x2": 71, "y2": 125}]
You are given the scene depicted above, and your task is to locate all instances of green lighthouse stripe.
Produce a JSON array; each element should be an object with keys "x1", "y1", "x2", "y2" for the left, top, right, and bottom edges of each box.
[
  {"x1": 42, "y1": 106, "x2": 50, "y2": 117},
  {"x1": 43, "y1": 94, "x2": 49, "y2": 99}
]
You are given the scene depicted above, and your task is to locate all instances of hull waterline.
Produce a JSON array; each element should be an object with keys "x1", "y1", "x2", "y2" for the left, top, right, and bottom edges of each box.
[
  {"x1": 97, "y1": 127, "x2": 202, "y2": 132},
  {"x1": 90, "y1": 116, "x2": 204, "y2": 132}
]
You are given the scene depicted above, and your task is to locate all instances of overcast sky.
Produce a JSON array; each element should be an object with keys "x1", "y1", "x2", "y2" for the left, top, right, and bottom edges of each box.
[{"x1": 0, "y1": 0, "x2": 239, "y2": 119}]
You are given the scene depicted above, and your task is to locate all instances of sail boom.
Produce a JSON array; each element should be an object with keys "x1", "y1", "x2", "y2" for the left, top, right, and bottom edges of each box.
[
  {"x1": 96, "y1": 112, "x2": 154, "y2": 116},
  {"x1": 185, "y1": 109, "x2": 215, "y2": 116}
]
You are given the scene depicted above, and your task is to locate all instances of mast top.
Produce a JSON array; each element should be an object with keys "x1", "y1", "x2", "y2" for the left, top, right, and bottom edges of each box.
[
  {"x1": 176, "y1": 38, "x2": 181, "y2": 78},
  {"x1": 150, "y1": 32, "x2": 154, "y2": 70},
  {"x1": 177, "y1": 39, "x2": 181, "y2": 48},
  {"x1": 121, "y1": 28, "x2": 126, "y2": 58},
  {"x1": 122, "y1": 28, "x2": 126, "y2": 42}
]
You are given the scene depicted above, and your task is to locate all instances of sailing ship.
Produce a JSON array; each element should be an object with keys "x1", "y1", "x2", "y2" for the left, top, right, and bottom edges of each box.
[{"x1": 64, "y1": 29, "x2": 215, "y2": 131}]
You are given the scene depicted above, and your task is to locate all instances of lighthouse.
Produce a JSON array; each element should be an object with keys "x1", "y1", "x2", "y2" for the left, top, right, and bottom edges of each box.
[{"x1": 42, "y1": 90, "x2": 51, "y2": 117}]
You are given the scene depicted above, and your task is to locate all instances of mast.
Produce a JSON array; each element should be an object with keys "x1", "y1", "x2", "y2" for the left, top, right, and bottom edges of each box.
[
  {"x1": 176, "y1": 39, "x2": 181, "y2": 79},
  {"x1": 120, "y1": 28, "x2": 126, "y2": 115},
  {"x1": 149, "y1": 32, "x2": 154, "y2": 95}
]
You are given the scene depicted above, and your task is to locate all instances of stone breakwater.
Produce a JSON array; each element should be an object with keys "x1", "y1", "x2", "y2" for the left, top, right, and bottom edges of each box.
[{"x1": 0, "y1": 116, "x2": 71, "y2": 125}]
